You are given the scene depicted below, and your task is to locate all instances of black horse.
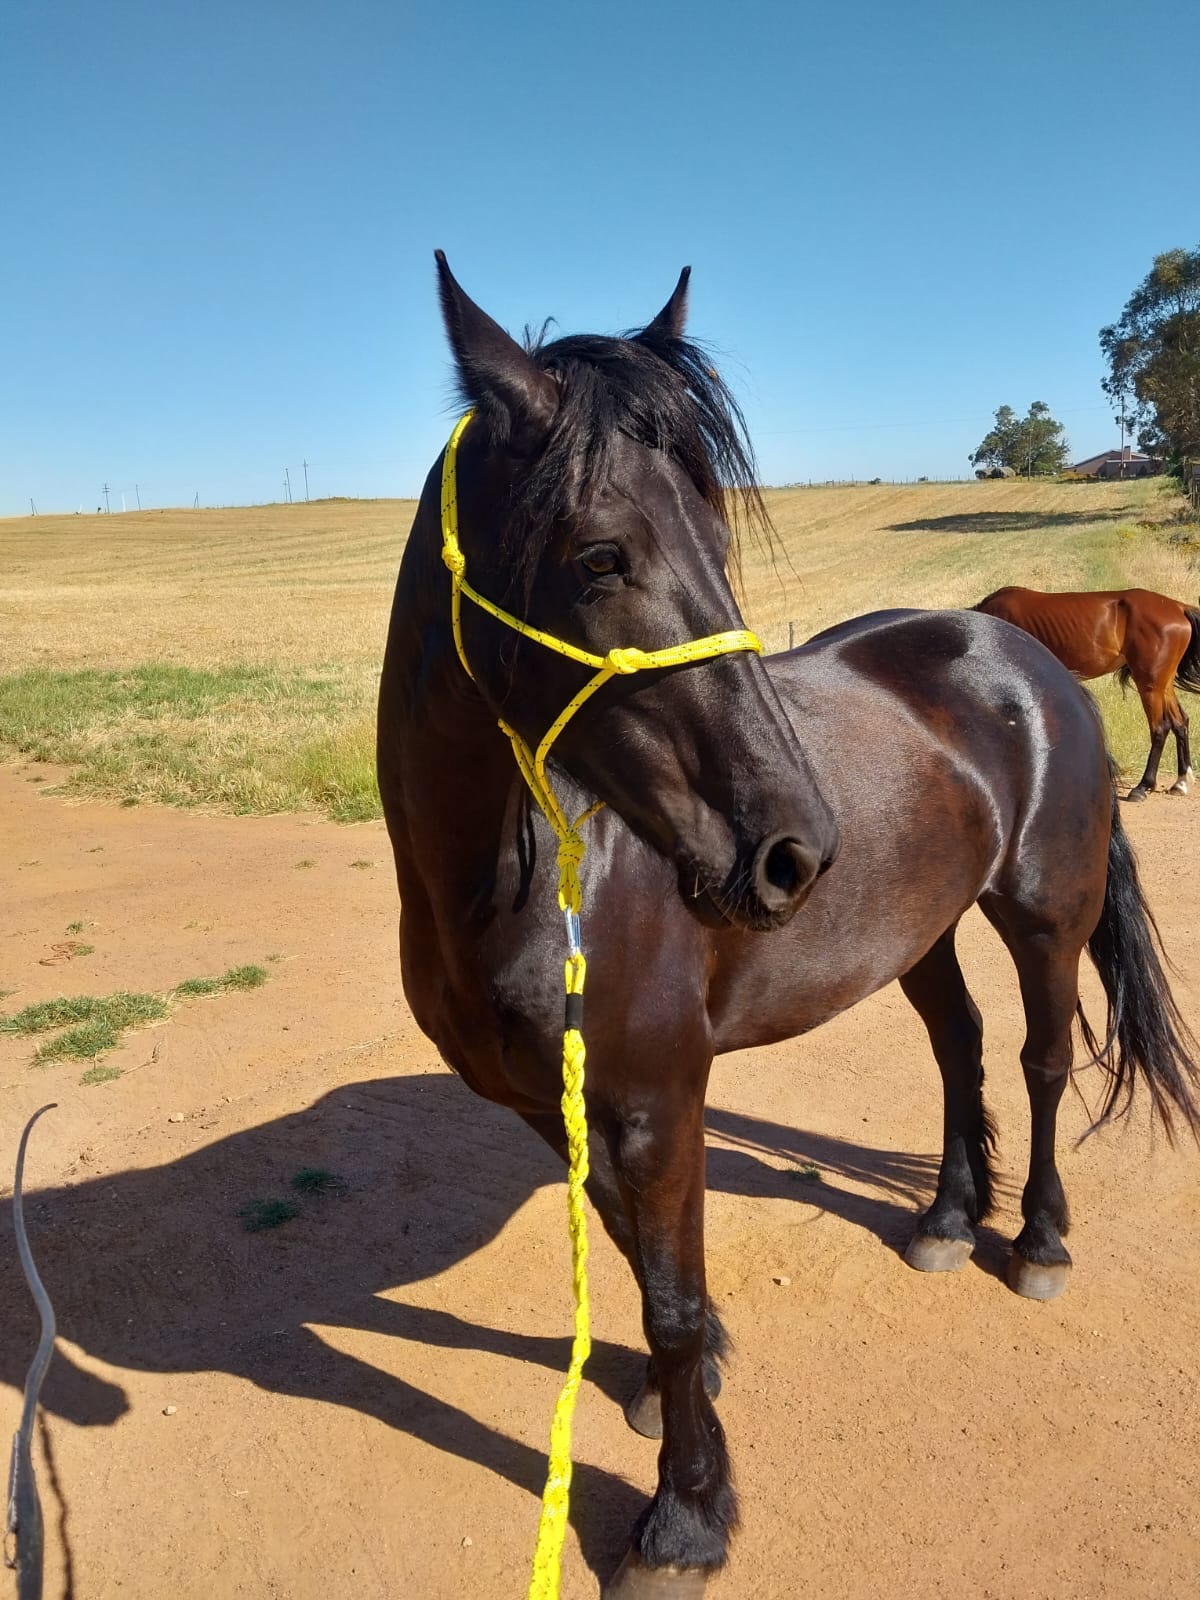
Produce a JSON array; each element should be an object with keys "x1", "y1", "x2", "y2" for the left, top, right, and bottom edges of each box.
[{"x1": 376, "y1": 256, "x2": 1199, "y2": 1597}]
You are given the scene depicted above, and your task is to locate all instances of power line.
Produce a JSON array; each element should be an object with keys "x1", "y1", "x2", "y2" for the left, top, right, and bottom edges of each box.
[{"x1": 102, "y1": 482, "x2": 110, "y2": 514}]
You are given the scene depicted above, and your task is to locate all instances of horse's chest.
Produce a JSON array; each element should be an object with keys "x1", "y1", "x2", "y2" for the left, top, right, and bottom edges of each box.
[{"x1": 403, "y1": 891, "x2": 566, "y2": 1108}]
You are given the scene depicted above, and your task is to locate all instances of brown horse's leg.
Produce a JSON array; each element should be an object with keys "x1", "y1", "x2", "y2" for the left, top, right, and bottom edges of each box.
[
  {"x1": 985, "y1": 919, "x2": 1079, "y2": 1300},
  {"x1": 898, "y1": 927, "x2": 995, "y2": 1273},
  {"x1": 519, "y1": 1110, "x2": 727, "y2": 1441},
  {"x1": 602, "y1": 1091, "x2": 733, "y2": 1596},
  {"x1": 1164, "y1": 689, "x2": 1193, "y2": 795},
  {"x1": 1127, "y1": 680, "x2": 1172, "y2": 800}
]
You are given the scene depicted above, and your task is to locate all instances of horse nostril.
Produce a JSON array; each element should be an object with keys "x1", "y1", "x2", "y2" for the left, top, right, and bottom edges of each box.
[{"x1": 757, "y1": 835, "x2": 821, "y2": 909}]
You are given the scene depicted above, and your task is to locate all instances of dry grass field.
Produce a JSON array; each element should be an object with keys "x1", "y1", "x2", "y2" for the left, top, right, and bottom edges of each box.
[{"x1": 1, "y1": 475, "x2": 1197, "y2": 814}]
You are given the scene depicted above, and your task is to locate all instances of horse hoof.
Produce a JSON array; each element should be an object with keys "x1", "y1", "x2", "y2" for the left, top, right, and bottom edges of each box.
[
  {"x1": 624, "y1": 1378, "x2": 663, "y2": 1439},
  {"x1": 1007, "y1": 1253, "x2": 1070, "y2": 1301},
  {"x1": 603, "y1": 1552, "x2": 710, "y2": 1599},
  {"x1": 904, "y1": 1233, "x2": 974, "y2": 1273},
  {"x1": 1123, "y1": 786, "x2": 1149, "y2": 804},
  {"x1": 1169, "y1": 782, "x2": 1188, "y2": 796}
]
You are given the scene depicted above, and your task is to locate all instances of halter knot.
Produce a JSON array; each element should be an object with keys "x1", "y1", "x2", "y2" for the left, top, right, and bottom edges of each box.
[
  {"x1": 555, "y1": 832, "x2": 588, "y2": 915},
  {"x1": 442, "y1": 545, "x2": 466, "y2": 578},
  {"x1": 606, "y1": 647, "x2": 649, "y2": 675}
]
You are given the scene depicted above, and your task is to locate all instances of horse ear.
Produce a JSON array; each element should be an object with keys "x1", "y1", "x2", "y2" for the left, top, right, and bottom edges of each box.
[
  {"x1": 641, "y1": 266, "x2": 692, "y2": 340},
  {"x1": 434, "y1": 251, "x2": 556, "y2": 452}
]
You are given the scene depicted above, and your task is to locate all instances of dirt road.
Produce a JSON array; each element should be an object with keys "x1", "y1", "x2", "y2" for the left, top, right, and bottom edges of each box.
[{"x1": 2, "y1": 765, "x2": 1197, "y2": 1599}]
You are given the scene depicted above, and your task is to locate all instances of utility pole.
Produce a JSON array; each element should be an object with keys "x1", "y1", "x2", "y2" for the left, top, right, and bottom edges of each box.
[
  {"x1": 135, "y1": 483, "x2": 142, "y2": 511},
  {"x1": 29, "y1": 498, "x2": 36, "y2": 516},
  {"x1": 284, "y1": 467, "x2": 293, "y2": 504},
  {"x1": 193, "y1": 492, "x2": 199, "y2": 510},
  {"x1": 102, "y1": 482, "x2": 111, "y2": 514},
  {"x1": 302, "y1": 459, "x2": 310, "y2": 502}
]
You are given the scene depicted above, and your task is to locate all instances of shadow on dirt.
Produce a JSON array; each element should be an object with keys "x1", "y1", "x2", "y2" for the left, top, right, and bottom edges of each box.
[
  {"x1": 1, "y1": 1072, "x2": 942, "y2": 1584},
  {"x1": 886, "y1": 509, "x2": 1130, "y2": 535}
]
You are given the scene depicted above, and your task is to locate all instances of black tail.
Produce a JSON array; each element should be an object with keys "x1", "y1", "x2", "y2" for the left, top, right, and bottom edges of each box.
[
  {"x1": 1078, "y1": 785, "x2": 1200, "y2": 1141},
  {"x1": 1175, "y1": 607, "x2": 1200, "y2": 695}
]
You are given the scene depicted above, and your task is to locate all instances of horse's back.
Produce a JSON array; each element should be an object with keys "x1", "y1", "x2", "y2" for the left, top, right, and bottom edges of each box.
[
  {"x1": 775, "y1": 607, "x2": 1108, "y2": 822},
  {"x1": 789, "y1": 604, "x2": 1093, "y2": 708},
  {"x1": 974, "y1": 585, "x2": 1136, "y2": 678}
]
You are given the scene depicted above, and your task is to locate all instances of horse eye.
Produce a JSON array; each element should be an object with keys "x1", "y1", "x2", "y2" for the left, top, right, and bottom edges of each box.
[{"x1": 579, "y1": 544, "x2": 621, "y2": 577}]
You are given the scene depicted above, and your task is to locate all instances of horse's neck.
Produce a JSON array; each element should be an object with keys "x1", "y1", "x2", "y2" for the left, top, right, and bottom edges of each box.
[{"x1": 380, "y1": 509, "x2": 522, "y2": 882}]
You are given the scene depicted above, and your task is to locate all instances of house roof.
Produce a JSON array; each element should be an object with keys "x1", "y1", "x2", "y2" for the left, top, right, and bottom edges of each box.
[{"x1": 1071, "y1": 448, "x2": 1157, "y2": 474}]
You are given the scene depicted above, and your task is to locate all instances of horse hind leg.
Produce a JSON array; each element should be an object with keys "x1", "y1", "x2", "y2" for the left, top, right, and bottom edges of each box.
[
  {"x1": 980, "y1": 904, "x2": 1080, "y2": 1300},
  {"x1": 1165, "y1": 690, "x2": 1193, "y2": 795},
  {"x1": 1126, "y1": 680, "x2": 1171, "y2": 801},
  {"x1": 899, "y1": 926, "x2": 996, "y2": 1274}
]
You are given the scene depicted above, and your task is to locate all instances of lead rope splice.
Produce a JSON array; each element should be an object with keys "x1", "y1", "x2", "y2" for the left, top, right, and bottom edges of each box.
[{"x1": 439, "y1": 410, "x2": 761, "y2": 1599}]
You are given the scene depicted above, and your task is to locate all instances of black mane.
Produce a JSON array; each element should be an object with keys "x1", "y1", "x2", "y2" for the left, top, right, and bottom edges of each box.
[{"x1": 488, "y1": 324, "x2": 768, "y2": 590}]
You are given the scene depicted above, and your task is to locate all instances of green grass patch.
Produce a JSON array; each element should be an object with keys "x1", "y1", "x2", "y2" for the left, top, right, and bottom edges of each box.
[
  {"x1": 80, "y1": 1062, "x2": 123, "y2": 1086},
  {"x1": 0, "y1": 664, "x2": 381, "y2": 823},
  {"x1": 238, "y1": 1197, "x2": 301, "y2": 1232},
  {"x1": 291, "y1": 1166, "x2": 348, "y2": 1194},
  {"x1": 66, "y1": 920, "x2": 86, "y2": 934},
  {"x1": 3, "y1": 966, "x2": 270, "y2": 1069},
  {"x1": 788, "y1": 1163, "x2": 823, "y2": 1184},
  {"x1": 1, "y1": 991, "x2": 168, "y2": 1036},
  {"x1": 175, "y1": 964, "x2": 269, "y2": 998},
  {"x1": 34, "y1": 1019, "x2": 121, "y2": 1063},
  {"x1": 224, "y1": 964, "x2": 268, "y2": 989},
  {"x1": 173, "y1": 976, "x2": 223, "y2": 997}
]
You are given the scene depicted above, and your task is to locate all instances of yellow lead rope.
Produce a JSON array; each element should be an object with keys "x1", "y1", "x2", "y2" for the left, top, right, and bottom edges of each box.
[{"x1": 439, "y1": 410, "x2": 761, "y2": 1599}]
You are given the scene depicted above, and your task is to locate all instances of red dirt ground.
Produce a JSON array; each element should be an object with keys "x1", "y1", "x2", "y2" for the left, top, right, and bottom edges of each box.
[{"x1": 2, "y1": 764, "x2": 1198, "y2": 1599}]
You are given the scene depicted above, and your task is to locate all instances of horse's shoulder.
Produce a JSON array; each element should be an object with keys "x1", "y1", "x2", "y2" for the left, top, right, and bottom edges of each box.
[{"x1": 792, "y1": 606, "x2": 990, "y2": 661}]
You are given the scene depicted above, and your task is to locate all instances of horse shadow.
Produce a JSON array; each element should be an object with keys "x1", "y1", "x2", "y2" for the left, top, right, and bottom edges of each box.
[
  {"x1": 885, "y1": 509, "x2": 1129, "y2": 535},
  {"x1": 1, "y1": 1071, "x2": 947, "y2": 1585}
]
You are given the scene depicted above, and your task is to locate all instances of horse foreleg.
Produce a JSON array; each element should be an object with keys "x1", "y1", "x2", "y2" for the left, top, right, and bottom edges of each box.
[
  {"x1": 518, "y1": 1109, "x2": 728, "y2": 1441},
  {"x1": 899, "y1": 926, "x2": 996, "y2": 1273},
  {"x1": 603, "y1": 1091, "x2": 734, "y2": 1598}
]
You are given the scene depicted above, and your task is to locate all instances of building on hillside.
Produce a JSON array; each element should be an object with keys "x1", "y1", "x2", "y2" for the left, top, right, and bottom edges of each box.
[{"x1": 1071, "y1": 447, "x2": 1164, "y2": 479}]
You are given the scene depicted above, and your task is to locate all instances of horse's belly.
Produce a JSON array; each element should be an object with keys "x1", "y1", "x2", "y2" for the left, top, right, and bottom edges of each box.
[{"x1": 706, "y1": 780, "x2": 992, "y2": 1055}]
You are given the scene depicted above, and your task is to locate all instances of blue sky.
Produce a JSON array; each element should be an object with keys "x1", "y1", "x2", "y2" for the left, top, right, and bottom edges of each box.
[{"x1": 2, "y1": 0, "x2": 1195, "y2": 516}]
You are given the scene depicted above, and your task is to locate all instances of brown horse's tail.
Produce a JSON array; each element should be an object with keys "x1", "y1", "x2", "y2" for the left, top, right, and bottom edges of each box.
[
  {"x1": 1079, "y1": 781, "x2": 1200, "y2": 1141},
  {"x1": 1174, "y1": 608, "x2": 1200, "y2": 695}
]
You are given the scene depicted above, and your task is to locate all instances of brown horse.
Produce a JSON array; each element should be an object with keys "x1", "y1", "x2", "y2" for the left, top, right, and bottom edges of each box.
[
  {"x1": 378, "y1": 258, "x2": 1199, "y2": 1596},
  {"x1": 975, "y1": 585, "x2": 1200, "y2": 800}
]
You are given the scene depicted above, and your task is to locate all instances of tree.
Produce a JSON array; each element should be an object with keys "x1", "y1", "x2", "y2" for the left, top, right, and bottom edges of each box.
[
  {"x1": 1100, "y1": 246, "x2": 1200, "y2": 469},
  {"x1": 970, "y1": 402, "x2": 1070, "y2": 476}
]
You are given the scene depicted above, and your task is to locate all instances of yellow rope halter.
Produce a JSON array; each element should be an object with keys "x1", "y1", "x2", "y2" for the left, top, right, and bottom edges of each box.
[{"x1": 439, "y1": 409, "x2": 761, "y2": 1599}]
